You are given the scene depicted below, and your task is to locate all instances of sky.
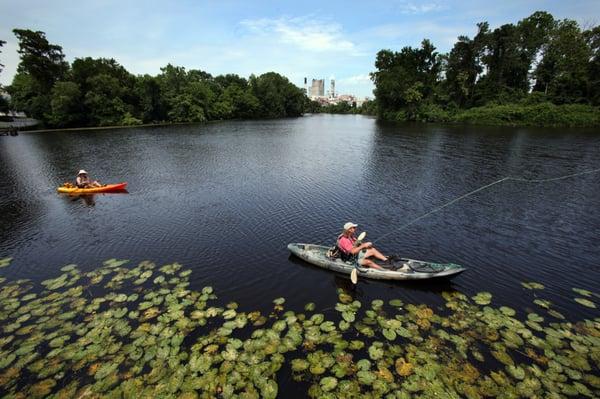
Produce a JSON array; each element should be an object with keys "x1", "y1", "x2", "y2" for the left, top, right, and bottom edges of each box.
[{"x1": 0, "y1": 0, "x2": 598, "y2": 98}]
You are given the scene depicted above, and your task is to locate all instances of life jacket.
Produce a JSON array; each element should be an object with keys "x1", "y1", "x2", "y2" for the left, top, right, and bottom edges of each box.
[{"x1": 334, "y1": 234, "x2": 357, "y2": 262}]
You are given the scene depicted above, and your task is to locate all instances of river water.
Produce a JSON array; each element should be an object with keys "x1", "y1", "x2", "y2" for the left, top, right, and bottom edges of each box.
[{"x1": 1, "y1": 115, "x2": 599, "y2": 319}]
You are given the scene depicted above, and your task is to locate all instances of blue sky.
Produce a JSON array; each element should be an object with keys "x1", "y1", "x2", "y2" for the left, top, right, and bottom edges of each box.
[{"x1": 0, "y1": 0, "x2": 598, "y2": 97}]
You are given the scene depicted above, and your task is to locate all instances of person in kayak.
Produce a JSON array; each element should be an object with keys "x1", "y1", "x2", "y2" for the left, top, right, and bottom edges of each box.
[
  {"x1": 76, "y1": 170, "x2": 102, "y2": 188},
  {"x1": 337, "y1": 222, "x2": 390, "y2": 270}
]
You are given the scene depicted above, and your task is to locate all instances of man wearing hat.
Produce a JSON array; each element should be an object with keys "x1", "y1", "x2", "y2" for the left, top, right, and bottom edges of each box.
[
  {"x1": 336, "y1": 222, "x2": 390, "y2": 270},
  {"x1": 76, "y1": 170, "x2": 102, "y2": 188}
]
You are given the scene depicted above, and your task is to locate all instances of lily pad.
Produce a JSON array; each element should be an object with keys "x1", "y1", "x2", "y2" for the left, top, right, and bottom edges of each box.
[
  {"x1": 574, "y1": 298, "x2": 596, "y2": 308},
  {"x1": 572, "y1": 288, "x2": 592, "y2": 297},
  {"x1": 0, "y1": 257, "x2": 13, "y2": 268},
  {"x1": 472, "y1": 292, "x2": 492, "y2": 305},
  {"x1": 320, "y1": 376, "x2": 338, "y2": 391},
  {"x1": 521, "y1": 282, "x2": 545, "y2": 290}
]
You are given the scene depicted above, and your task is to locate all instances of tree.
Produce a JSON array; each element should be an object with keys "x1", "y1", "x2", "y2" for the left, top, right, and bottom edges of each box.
[
  {"x1": 84, "y1": 74, "x2": 128, "y2": 126},
  {"x1": 584, "y1": 26, "x2": 600, "y2": 105},
  {"x1": 533, "y1": 19, "x2": 591, "y2": 103},
  {"x1": 371, "y1": 40, "x2": 443, "y2": 119},
  {"x1": 250, "y1": 72, "x2": 305, "y2": 118},
  {"x1": 220, "y1": 84, "x2": 259, "y2": 119},
  {"x1": 12, "y1": 29, "x2": 68, "y2": 92},
  {"x1": 47, "y1": 81, "x2": 83, "y2": 127},
  {"x1": 7, "y1": 72, "x2": 47, "y2": 116},
  {"x1": 444, "y1": 32, "x2": 484, "y2": 107},
  {"x1": 71, "y1": 57, "x2": 134, "y2": 94},
  {"x1": 8, "y1": 29, "x2": 69, "y2": 120},
  {"x1": 0, "y1": 39, "x2": 7, "y2": 113},
  {"x1": 133, "y1": 74, "x2": 167, "y2": 123},
  {"x1": 0, "y1": 39, "x2": 5, "y2": 76}
]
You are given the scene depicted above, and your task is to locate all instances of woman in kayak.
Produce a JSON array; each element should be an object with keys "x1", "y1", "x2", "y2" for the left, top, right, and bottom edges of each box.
[
  {"x1": 76, "y1": 170, "x2": 102, "y2": 188},
  {"x1": 337, "y1": 222, "x2": 390, "y2": 270}
]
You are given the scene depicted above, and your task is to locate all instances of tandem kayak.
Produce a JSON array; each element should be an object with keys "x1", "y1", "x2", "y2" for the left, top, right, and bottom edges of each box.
[
  {"x1": 57, "y1": 182, "x2": 128, "y2": 194},
  {"x1": 287, "y1": 243, "x2": 466, "y2": 281}
]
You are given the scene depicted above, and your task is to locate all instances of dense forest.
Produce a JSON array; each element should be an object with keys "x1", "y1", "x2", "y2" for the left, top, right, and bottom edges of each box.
[
  {"x1": 0, "y1": 30, "x2": 306, "y2": 128},
  {"x1": 371, "y1": 11, "x2": 600, "y2": 126},
  {"x1": 1, "y1": 11, "x2": 599, "y2": 128}
]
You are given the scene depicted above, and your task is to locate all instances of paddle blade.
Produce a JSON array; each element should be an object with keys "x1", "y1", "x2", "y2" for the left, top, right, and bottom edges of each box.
[
  {"x1": 350, "y1": 268, "x2": 358, "y2": 284},
  {"x1": 357, "y1": 231, "x2": 366, "y2": 241}
]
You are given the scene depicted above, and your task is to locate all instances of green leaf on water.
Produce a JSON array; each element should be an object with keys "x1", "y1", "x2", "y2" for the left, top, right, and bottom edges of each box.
[
  {"x1": 273, "y1": 297, "x2": 285, "y2": 305},
  {"x1": 382, "y1": 328, "x2": 397, "y2": 341},
  {"x1": 533, "y1": 299, "x2": 551, "y2": 309},
  {"x1": 472, "y1": 292, "x2": 492, "y2": 305},
  {"x1": 320, "y1": 376, "x2": 338, "y2": 391},
  {"x1": 521, "y1": 282, "x2": 544, "y2": 290},
  {"x1": 389, "y1": 299, "x2": 403, "y2": 307},
  {"x1": 499, "y1": 306, "x2": 516, "y2": 316},
  {"x1": 574, "y1": 298, "x2": 596, "y2": 308},
  {"x1": 572, "y1": 288, "x2": 592, "y2": 297}
]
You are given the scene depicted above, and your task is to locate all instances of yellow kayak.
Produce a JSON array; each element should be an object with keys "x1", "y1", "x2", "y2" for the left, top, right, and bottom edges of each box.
[{"x1": 57, "y1": 182, "x2": 128, "y2": 194}]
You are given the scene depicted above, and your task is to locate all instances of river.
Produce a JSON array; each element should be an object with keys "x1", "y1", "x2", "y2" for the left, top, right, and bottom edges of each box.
[{"x1": 0, "y1": 114, "x2": 598, "y2": 397}]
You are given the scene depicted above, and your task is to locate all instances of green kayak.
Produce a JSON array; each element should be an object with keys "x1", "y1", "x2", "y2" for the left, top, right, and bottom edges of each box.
[{"x1": 287, "y1": 243, "x2": 466, "y2": 281}]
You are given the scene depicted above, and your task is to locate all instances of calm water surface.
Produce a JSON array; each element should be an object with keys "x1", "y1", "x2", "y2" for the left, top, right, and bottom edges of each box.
[{"x1": 1, "y1": 114, "x2": 599, "y2": 319}]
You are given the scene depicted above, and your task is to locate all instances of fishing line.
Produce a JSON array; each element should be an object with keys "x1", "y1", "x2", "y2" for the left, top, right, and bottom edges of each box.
[{"x1": 372, "y1": 167, "x2": 600, "y2": 244}]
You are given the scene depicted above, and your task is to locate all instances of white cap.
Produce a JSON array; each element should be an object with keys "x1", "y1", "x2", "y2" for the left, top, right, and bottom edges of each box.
[
  {"x1": 78, "y1": 170, "x2": 88, "y2": 175},
  {"x1": 343, "y1": 222, "x2": 358, "y2": 231}
]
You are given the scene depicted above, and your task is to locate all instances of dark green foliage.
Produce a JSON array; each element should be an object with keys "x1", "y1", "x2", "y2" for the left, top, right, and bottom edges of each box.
[
  {"x1": 452, "y1": 102, "x2": 600, "y2": 127},
  {"x1": 12, "y1": 29, "x2": 68, "y2": 92},
  {"x1": 371, "y1": 39, "x2": 442, "y2": 119},
  {"x1": 532, "y1": 19, "x2": 591, "y2": 104},
  {"x1": 5, "y1": 32, "x2": 305, "y2": 128},
  {"x1": 0, "y1": 39, "x2": 5, "y2": 77},
  {"x1": 250, "y1": 72, "x2": 305, "y2": 118},
  {"x1": 373, "y1": 11, "x2": 600, "y2": 126},
  {"x1": 584, "y1": 26, "x2": 600, "y2": 105},
  {"x1": 8, "y1": 30, "x2": 69, "y2": 120},
  {"x1": 84, "y1": 74, "x2": 129, "y2": 126},
  {"x1": 47, "y1": 81, "x2": 83, "y2": 127}
]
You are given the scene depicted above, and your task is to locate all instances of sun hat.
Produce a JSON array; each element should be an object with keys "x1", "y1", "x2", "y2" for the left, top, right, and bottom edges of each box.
[
  {"x1": 78, "y1": 170, "x2": 88, "y2": 175},
  {"x1": 343, "y1": 222, "x2": 358, "y2": 231}
]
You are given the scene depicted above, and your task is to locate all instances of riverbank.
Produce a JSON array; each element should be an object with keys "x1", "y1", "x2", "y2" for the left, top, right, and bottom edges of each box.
[
  {"x1": 378, "y1": 102, "x2": 600, "y2": 127},
  {"x1": 11, "y1": 121, "x2": 205, "y2": 134}
]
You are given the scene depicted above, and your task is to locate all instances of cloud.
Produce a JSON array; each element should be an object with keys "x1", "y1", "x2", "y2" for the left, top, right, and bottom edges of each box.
[
  {"x1": 393, "y1": 1, "x2": 446, "y2": 14},
  {"x1": 240, "y1": 16, "x2": 356, "y2": 53},
  {"x1": 339, "y1": 74, "x2": 372, "y2": 85}
]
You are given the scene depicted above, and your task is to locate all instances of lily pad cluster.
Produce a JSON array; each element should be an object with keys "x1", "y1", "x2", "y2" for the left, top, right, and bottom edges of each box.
[{"x1": 0, "y1": 258, "x2": 598, "y2": 398}]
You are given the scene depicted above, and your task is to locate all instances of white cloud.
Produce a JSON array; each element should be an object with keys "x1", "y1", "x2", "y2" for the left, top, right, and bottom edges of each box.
[
  {"x1": 240, "y1": 16, "x2": 356, "y2": 53},
  {"x1": 394, "y1": 1, "x2": 445, "y2": 14},
  {"x1": 339, "y1": 74, "x2": 372, "y2": 85}
]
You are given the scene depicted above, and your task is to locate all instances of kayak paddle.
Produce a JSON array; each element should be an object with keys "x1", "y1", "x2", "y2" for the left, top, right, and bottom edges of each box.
[{"x1": 350, "y1": 231, "x2": 366, "y2": 284}]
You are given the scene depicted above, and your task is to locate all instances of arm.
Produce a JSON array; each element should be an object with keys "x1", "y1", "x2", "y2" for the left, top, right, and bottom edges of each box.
[
  {"x1": 339, "y1": 237, "x2": 371, "y2": 255},
  {"x1": 349, "y1": 242, "x2": 371, "y2": 255}
]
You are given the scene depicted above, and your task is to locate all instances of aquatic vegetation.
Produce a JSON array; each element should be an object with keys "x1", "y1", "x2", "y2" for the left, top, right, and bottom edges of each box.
[
  {"x1": 0, "y1": 259, "x2": 598, "y2": 398},
  {"x1": 574, "y1": 298, "x2": 597, "y2": 308}
]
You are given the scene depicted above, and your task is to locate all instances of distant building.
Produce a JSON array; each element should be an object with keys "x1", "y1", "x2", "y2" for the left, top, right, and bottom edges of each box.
[{"x1": 310, "y1": 79, "x2": 325, "y2": 97}]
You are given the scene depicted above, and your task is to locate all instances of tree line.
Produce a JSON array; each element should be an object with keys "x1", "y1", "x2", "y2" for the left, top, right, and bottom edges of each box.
[
  {"x1": 371, "y1": 11, "x2": 600, "y2": 126},
  {"x1": 0, "y1": 29, "x2": 306, "y2": 128},
  {"x1": 2, "y1": 11, "x2": 599, "y2": 128}
]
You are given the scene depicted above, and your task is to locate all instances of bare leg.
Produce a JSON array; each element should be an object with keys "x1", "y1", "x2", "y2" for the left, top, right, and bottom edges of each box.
[
  {"x1": 364, "y1": 248, "x2": 388, "y2": 261},
  {"x1": 360, "y1": 258, "x2": 384, "y2": 270}
]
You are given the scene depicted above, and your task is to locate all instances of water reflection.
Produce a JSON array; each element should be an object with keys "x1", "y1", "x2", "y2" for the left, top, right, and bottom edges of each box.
[{"x1": 61, "y1": 189, "x2": 129, "y2": 207}]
